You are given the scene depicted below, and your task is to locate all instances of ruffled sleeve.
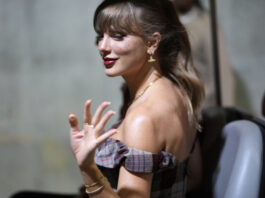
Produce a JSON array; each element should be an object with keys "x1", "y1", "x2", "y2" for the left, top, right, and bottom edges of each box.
[{"x1": 95, "y1": 138, "x2": 177, "y2": 173}]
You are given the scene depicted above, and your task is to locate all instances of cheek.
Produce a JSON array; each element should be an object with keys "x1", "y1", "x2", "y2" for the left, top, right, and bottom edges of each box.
[
  {"x1": 132, "y1": 47, "x2": 147, "y2": 62},
  {"x1": 114, "y1": 42, "x2": 134, "y2": 55},
  {"x1": 114, "y1": 46, "x2": 127, "y2": 55},
  {"x1": 115, "y1": 40, "x2": 146, "y2": 56},
  {"x1": 123, "y1": 46, "x2": 147, "y2": 63}
]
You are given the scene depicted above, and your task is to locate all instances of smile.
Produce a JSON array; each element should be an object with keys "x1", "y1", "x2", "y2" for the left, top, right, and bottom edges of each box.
[{"x1": 103, "y1": 57, "x2": 118, "y2": 68}]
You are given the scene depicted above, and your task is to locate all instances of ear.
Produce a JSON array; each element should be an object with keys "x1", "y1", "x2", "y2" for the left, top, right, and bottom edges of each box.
[{"x1": 147, "y1": 32, "x2": 161, "y2": 54}]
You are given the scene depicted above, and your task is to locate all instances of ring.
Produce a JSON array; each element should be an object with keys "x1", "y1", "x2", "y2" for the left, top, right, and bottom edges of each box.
[{"x1": 84, "y1": 123, "x2": 94, "y2": 128}]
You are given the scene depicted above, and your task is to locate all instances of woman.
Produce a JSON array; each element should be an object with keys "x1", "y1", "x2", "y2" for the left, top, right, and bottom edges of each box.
[{"x1": 68, "y1": 0, "x2": 204, "y2": 197}]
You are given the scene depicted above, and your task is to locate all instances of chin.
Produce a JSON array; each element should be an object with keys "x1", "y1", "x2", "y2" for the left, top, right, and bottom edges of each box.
[
  {"x1": 105, "y1": 71, "x2": 120, "y2": 77},
  {"x1": 104, "y1": 67, "x2": 126, "y2": 78}
]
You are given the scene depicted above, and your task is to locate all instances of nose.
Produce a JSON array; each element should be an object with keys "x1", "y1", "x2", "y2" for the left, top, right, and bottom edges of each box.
[{"x1": 98, "y1": 34, "x2": 110, "y2": 54}]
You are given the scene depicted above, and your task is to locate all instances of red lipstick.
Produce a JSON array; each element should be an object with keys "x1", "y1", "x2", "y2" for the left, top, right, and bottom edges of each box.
[{"x1": 103, "y1": 57, "x2": 118, "y2": 68}]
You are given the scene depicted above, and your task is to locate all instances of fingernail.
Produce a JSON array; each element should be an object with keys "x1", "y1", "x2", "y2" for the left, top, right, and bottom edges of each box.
[
  {"x1": 102, "y1": 101, "x2": 111, "y2": 108},
  {"x1": 86, "y1": 99, "x2": 92, "y2": 105},
  {"x1": 68, "y1": 113, "x2": 74, "y2": 118},
  {"x1": 108, "y1": 111, "x2": 115, "y2": 115}
]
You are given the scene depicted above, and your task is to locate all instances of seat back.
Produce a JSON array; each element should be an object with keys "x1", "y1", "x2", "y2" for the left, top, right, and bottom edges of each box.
[{"x1": 213, "y1": 120, "x2": 263, "y2": 198}]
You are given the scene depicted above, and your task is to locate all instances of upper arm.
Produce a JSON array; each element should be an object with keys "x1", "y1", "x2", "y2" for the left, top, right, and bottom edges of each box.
[
  {"x1": 117, "y1": 167, "x2": 153, "y2": 198},
  {"x1": 116, "y1": 111, "x2": 164, "y2": 197}
]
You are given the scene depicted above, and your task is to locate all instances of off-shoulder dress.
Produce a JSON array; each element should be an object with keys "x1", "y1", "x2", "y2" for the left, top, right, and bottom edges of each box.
[{"x1": 95, "y1": 135, "x2": 188, "y2": 198}]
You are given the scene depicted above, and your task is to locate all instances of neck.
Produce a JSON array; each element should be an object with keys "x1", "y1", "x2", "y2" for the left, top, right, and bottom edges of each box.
[{"x1": 123, "y1": 63, "x2": 161, "y2": 103}]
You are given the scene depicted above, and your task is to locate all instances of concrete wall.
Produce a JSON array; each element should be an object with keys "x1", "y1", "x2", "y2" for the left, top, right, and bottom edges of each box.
[
  {"x1": 0, "y1": 0, "x2": 264, "y2": 197},
  {"x1": 201, "y1": 0, "x2": 265, "y2": 114},
  {"x1": 0, "y1": 1, "x2": 122, "y2": 197}
]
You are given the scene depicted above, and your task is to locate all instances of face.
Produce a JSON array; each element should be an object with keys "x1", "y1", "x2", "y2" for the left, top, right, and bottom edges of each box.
[{"x1": 97, "y1": 31, "x2": 148, "y2": 77}]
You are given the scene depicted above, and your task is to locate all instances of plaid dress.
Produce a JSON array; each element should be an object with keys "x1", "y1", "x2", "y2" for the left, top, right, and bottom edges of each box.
[{"x1": 95, "y1": 137, "x2": 187, "y2": 198}]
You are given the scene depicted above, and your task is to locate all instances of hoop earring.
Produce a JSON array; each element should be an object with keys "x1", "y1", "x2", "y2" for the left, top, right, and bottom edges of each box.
[{"x1": 148, "y1": 52, "x2": 156, "y2": 63}]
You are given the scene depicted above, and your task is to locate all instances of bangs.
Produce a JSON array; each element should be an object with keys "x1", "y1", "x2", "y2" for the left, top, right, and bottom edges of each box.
[{"x1": 94, "y1": 3, "x2": 141, "y2": 35}]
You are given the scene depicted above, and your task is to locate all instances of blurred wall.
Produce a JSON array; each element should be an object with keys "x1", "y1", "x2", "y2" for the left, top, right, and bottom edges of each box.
[
  {"x1": 0, "y1": 1, "x2": 123, "y2": 197},
  {"x1": 218, "y1": 0, "x2": 265, "y2": 115},
  {"x1": 0, "y1": 0, "x2": 265, "y2": 197},
  {"x1": 201, "y1": 0, "x2": 265, "y2": 114}
]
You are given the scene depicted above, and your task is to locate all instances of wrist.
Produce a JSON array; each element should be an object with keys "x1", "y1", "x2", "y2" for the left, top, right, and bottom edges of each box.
[
  {"x1": 84, "y1": 175, "x2": 107, "y2": 195},
  {"x1": 80, "y1": 163, "x2": 102, "y2": 183},
  {"x1": 79, "y1": 161, "x2": 98, "y2": 172},
  {"x1": 80, "y1": 163, "x2": 108, "y2": 195}
]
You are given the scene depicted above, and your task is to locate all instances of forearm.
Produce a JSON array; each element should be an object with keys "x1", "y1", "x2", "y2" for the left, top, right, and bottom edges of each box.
[{"x1": 80, "y1": 163, "x2": 119, "y2": 198}]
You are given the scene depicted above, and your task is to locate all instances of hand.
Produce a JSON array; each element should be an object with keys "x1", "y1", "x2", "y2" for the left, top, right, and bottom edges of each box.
[{"x1": 68, "y1": 100, "x2": 117, "y2": 171}]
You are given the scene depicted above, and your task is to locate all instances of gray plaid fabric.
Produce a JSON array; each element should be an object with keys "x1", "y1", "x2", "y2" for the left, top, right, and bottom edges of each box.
[{"x1": 95, "y1": 138, "x2": 187, "y2": 198}]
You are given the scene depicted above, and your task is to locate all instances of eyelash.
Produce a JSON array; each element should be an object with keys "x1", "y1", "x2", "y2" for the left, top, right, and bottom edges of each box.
[
  {"x1": 96, "y1": 35, "x2": 103, "y2": 44},
  {"x1": 95, "y1": 33, "x2": 127, "y2": 45},
  {"x1": 112, "y1": 33, "x2": 126, "y2": 39}
]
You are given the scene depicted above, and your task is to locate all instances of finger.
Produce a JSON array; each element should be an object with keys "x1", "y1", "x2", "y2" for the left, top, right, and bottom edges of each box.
[
  {"x1": 83, "y1": 100, "x2": 92, "y2": 124},
  {"x1": 95, "y1": 129, "x2": 117, "y2": 147},
  {"x1": 68, "y1": 113, "x2": 80, "y2": 132},
  {"x1": 92, "y1": 101, "x2": 111, "y2": 125},
  {"x1": 95, "y1": 110, "x2": 116, "y2": 133}
]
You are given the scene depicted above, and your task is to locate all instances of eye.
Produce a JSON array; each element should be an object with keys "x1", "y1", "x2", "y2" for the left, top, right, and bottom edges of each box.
[
  {"x1": 112, "y1": 33, "x2": 126, "y2": 40},
  {"x1": 95, "y1": 34, "x2": 103, "y2": 45}
]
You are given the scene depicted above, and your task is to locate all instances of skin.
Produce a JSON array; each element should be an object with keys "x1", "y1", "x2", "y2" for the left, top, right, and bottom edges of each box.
[{"x1": 68, "y1": 30, "x2": 197, "y2": 197}]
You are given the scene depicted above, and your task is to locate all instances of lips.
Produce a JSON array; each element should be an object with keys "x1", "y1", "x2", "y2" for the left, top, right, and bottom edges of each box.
[{"x1": 103, "y1": 57, "x2": 118, "y2": 68}]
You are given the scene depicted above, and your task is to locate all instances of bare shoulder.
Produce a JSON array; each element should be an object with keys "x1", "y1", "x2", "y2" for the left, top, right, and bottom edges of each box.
[
  {"x1": 120, "y1": 104, "x2": 165, "y2": 153},
  {"x1": 154, "y1": 78, "x2": 196, "y2": 159},
  {"x1": 149, "y1": 77, "x2": 189, "y2": 121},
  {"x1": 118, "y1": 77, "x2": 193, "y2": 158}
]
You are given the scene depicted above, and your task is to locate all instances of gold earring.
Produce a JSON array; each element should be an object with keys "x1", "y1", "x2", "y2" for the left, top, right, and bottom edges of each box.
[{"x1": 148, "y1": 52, "x2": 156, "y2": 63}]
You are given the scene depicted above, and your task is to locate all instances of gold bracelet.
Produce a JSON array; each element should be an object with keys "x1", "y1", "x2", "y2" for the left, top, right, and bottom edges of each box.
[
  {"x1": 84, "y1": 175, "x2": 104, "y2": 189},
  {"x1": 85, "y1": 177, "x2": 107, "y2": 195}
]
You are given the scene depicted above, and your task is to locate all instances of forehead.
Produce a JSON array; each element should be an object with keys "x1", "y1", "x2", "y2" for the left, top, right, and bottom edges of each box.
[{"x1": 94, "y1": 3, "x2": 142, "y2": 35}]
